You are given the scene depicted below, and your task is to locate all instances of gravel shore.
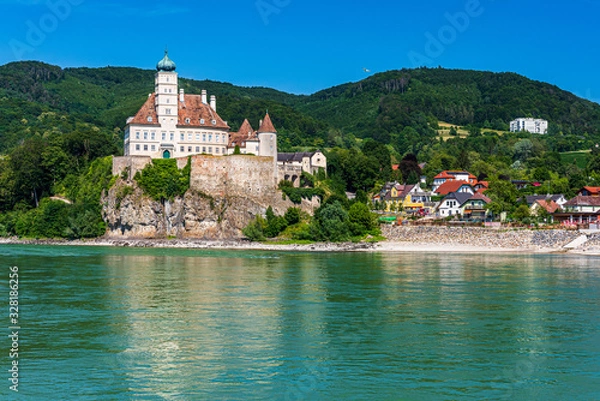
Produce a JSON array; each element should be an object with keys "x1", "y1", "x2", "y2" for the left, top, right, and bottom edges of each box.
[{"x1": 1, "y1": 227, "x2": 599, "y2": 255}]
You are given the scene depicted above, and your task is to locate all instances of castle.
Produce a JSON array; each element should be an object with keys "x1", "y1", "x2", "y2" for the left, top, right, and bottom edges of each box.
[{"x1": 118, "y1": 51, "x2": 326, "y2": 188}]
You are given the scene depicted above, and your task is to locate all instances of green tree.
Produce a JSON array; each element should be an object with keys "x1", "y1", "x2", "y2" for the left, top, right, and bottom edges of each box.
[
  {"x1": 348, "y1": 202, "x2": 379, "y2": 237},
  {"x1": 485, "y1": 178, "x2": 518, "y2": 215},
  {"x1": 513, "y1": 204, "x2": 531, "y2": 222},
  {"x1": 310, "y1": 201, "x2": 350, "y2": 242}
]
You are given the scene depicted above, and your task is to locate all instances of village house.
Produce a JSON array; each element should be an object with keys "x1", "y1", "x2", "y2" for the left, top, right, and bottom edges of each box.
[
  {"x1": 373, "y1": 182, "x2": 436, "y2": 213},
  {"x1": 437, "y1": 192, "x2": 472, "y2": 217},
  {"x1": 277, "y1": 151, "x2": 327, "y2": 187},
  {"x1": 554, "y1": 196, "x2": 600, "y2": 226},
  {"x1": 434, "y1": 180, "x2": 475, "y2": 196},
  {"x1": 524, "y1": 194, "x2": 568, "y2": 208},
  {"x1": 432, "y1": 170, "x2": 477, "y2": 191},
  {"x1": 578, "y1": 186, "x2": 600, "y2": 197},
  {"x1": 461, "y1": 193, "x2": 492, "y2": 221}
]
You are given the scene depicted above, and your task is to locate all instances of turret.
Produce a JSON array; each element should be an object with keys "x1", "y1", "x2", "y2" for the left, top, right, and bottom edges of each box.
[
  {"x1": 258, "y1": 112, "x2": 278, "y2": 186},
  {"x1": 155, "y1": 50, "x2": 178, "y2": 128}
]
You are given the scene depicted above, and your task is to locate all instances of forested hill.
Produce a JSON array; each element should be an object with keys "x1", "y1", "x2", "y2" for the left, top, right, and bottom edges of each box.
[
  {"x1": 296, "y1": 68, "x2": 600, "y2": 141},
  {"x1": 1, "y1": 62, "x2": 600, "y2": 155}
]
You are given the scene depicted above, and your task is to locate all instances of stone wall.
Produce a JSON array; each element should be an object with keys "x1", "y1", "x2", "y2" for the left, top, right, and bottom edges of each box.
[
  {"x1": 112, "y1": 156, "x2": 152, "y2": 180},
  {"x1": 188, "y1": 155, "x2": 277, "y2": 200}
]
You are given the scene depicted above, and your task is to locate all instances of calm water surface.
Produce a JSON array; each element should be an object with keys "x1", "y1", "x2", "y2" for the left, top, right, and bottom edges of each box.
[{"x1": 1, "y1": 245, "x2": 600, "y2": 400}]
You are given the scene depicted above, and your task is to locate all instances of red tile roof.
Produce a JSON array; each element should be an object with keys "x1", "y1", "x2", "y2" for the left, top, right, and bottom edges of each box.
[
  {"x1": 535, "y1": 199, "x2": 560, "y2": 214},
  {"x1": 434, "y1": 170, "x2": 477, "y2": 183},
  {"x1": 129, "y1": 94, "x2": 230, "y2": 129},
  {"x1": 435, "y1": 180, "x2": 473, "y2": 195},
  {"x1": 581, "y1": 186, "x2": 600, "y2": 195},
  {"x1": 258, "y1": 112, "x2": 277, "y2": 133},
  {"x1": 565, "y1": 196, "x2": 600, "y2": 207},
  {"x1": 434, "y1": 171, "x2": 454, "y2": 180},
  {"x1": 469, "y1": 192, "x2": 491, "y2": 204},
  {"x1": 228, "y1": 119, "x2": 258, "y2": 148}
]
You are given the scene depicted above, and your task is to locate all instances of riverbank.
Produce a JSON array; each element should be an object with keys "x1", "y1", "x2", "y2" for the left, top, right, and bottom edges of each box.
[{"x1": 1, "y1": 227, "x2": 599, "y2": 255}]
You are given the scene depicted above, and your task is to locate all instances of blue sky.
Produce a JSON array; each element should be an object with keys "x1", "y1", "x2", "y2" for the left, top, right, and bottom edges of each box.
[{"x1": 0, "y1": 0, "x2": 599, "y2": 103}]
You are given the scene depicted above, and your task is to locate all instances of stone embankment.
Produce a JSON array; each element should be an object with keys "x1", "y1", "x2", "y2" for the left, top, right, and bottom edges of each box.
[{"x1": 381, "y1": 226, "x2": 582, "y2": 250}]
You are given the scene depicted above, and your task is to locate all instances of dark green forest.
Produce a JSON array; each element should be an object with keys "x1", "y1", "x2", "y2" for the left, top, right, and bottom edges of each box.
[{"x1": 1, "y1": 61, "x2": 600, "y2": 238}]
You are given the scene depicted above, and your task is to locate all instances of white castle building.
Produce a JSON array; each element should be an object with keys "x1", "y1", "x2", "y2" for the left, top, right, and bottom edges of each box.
[
  {"x1": 124, "y1": 51, "x2": 277, "y2": 160},
  {"x1": 510, "y1": 118, "x2": 548, "y2": 134}
]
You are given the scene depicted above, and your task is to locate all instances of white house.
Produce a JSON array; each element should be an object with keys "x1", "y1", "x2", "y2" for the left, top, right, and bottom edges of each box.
[
  {"x1": 437, "y1": 192, "x2": 473, "y2": 217},
  {"x1": 510, "y1": 118, "x2": 548, "y2": 134}
]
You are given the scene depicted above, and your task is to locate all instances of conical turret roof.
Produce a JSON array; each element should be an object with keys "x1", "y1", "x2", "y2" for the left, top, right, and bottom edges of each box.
[
  {"x1": 257, "y1": 112, "x2": 277, "y2": 133},
  {"x1": 238, "y1": 119, "x2": 254, "y2": 137}
]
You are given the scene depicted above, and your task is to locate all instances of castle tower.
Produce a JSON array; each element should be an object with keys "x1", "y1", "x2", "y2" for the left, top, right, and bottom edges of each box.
[
  {"x1": 258, "y1": 112, "x2": 278, "y2": 186},
  {"x1": 155, "y1": 50, "x2": 178, "y2": 130}
]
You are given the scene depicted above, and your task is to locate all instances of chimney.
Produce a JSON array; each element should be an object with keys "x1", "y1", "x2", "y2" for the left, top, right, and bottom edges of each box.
[
  {"x1": 202, "y1": 90, "x2": 207, "y2": 104},
  {"x1": 210, "y1": 95, "x2": 216, "y2": 111},
  {"x1": 259, "y1": 119, "x2": 263, "y2": 127},
  {"x1": 179, "y1": 89, "x2": 184, "y2": 102}
]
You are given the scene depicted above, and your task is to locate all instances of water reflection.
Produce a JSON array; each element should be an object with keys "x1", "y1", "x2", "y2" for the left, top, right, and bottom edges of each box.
[{"x1": 1, "y1": 246, "x2": 599, "y2": 400}]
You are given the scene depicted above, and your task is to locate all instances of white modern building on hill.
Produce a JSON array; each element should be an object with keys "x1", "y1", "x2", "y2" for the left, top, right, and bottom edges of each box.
[{"x1": 510, "y1": 118, "x2": 548, "y2": 134}]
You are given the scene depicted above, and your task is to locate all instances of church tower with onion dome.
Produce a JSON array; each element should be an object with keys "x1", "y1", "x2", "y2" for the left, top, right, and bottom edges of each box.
[{"x1": 155, "y1": 50, "x2": 179, "y2": 130}]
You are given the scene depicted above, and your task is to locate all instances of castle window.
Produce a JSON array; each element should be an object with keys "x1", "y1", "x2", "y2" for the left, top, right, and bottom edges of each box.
[
  {"x1": 166, "y1": 109, "x2": 172, "y2": 115},
  {"x1": 188, "y1": 146, "x2": 192, "y2": 152},
  {"x1": 208, "y1": 147, "x2": 212, "y2": 153},
  {"x1": 180, "y1": 133, "x2": 184, "y2": 141},
  {"x1": 216, "y1": 148, "x2": 220, "y2": 154},
  {"x1": 203, "y1": 134, "x2": 206, "y2": 142},
  {"x1": 196, "y1": 133, "x2": 200, "y2": 140},
  {"x1": 185, "y1": 118, "x2": 190, "y2": 124},
  {"x1": 166, "y1": 99, "x2": 170, "y2": 104},
  {"x1": 211, "y1": 119, "x2": 216, "y2": 125},
  {"x1": 135, "y1": 132, "x2": 140, "y2": 140},
  {"x1": 151, "y1": 132, "x2": 155, "y2": 140},
  {"x1": 209, "y1": 134, "x2": 213, "y2": 142},
  {"x1": 188, "y1": 133, "x2": 192, "y2": 140},
  {"x1": 143, "y1": 132, "x2": 148, "y2": 140},
  {"x1": 180, "y1": 146, "x2": 184, "y2": 152},
  {"x1": 202, "y1": 147, "x2": 206, "y2": 153},
  {"x1": 200, "y1": 119, "x2": 205, "y2": 125},
  {"x1": 147, "y1": 116, "x2": 153, "y2": 122},
  {"x1": 162, "y1": 132, "x2": 166, "y2": 140},
  {"x1": 196, "y1": 146, "x2": 200, "y2": 152},
  {"x1": 143, "y1": 145, "x2": 148, "y2": 151},
  {"x1": 135, "y1": 144, "x2": 140, "y2": 151},
  {"x1": 151, "y1": 145, "x2": 156, "y2": 151},
  {"x1": 170, "y1": 132, "x2": 174, "y2": 141}
]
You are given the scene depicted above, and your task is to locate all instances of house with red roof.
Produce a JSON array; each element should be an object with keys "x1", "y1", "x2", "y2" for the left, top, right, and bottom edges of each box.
[
  {"x1": 432, "y1": 170, "x2": 477, "y2": 191},
  {"x1": 578, "y1": 187, "x2": 600, "y2": 197},
  {"x1": 434, "y1": 180, "x2": 475, "y2": 196},
  {"x1": 461, "y1": 193, "x2": 492, "y2": 220}
]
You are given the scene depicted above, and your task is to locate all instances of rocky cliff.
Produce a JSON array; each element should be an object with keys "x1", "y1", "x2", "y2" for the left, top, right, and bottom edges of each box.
[{"x1": 102, "y1": 179, "x2": 316, "y2": 239}]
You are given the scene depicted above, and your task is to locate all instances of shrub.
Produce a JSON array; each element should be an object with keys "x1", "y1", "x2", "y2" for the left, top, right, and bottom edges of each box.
[{"x1": 134, "y1": 158, "x2": 191, "y2": 202}]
